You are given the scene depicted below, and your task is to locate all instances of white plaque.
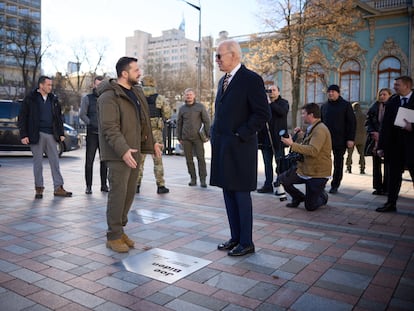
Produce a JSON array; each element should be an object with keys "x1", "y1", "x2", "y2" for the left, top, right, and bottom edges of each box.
[{"x1": 121, "y1": 248, "x2": 212, "y2": 284}]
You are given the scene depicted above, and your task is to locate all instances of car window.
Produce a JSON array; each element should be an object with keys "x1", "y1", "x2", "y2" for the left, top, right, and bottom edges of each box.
[{"x1": 0, "y1": 101, "x2": 20, "y2": 121}]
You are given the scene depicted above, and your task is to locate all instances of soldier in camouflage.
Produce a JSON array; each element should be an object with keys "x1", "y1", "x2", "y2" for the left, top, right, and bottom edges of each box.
[{"x1": 137, "y1": 75, "x2": 172, "y2": 194}]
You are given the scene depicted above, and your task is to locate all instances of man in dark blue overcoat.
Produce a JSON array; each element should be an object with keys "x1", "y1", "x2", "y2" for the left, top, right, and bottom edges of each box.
[{"x1": 210, "y1": 39, "x2": 270, "y2": 256}]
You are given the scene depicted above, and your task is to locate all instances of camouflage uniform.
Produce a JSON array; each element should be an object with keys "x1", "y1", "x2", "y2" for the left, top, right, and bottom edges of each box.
[{"x1": 137, "y1": 78, "x2": 171, "y2": 188}]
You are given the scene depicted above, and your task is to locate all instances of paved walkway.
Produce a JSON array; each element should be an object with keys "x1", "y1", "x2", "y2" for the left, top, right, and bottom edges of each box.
[{"x1": 0, "y1": 146, "x2": 413, "y2": 311}]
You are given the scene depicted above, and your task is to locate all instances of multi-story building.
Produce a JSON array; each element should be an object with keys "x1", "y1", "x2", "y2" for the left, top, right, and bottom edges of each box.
[
  {"x1": 217, "y1": 0, "x2": 412, "y2": 127},
  {"x1": 0, "y1": 0, "x2": 41, "y2": 98},
  {"x1": 125, "y1": 23, "x2": 214, "y2": 104}
]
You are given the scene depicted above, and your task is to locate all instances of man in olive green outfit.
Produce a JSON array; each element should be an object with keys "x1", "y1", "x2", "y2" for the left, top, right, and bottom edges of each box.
[
  {"x1": 177, "y1": 88, "x2": 211, "y2": 187},
  {"x1": 136, "y1": 75, "x2": 171, "y2": 194},
  {"x1": 97, "y1": 57, "x2": 162, "y2": 253}
]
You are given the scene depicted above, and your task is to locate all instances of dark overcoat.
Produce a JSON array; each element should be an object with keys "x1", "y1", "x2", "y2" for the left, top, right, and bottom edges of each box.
[
  {"x1": 210, "y1": 65, "x2": 270, "y2": 191},
  {"x1": 378, "y1": 93, "x2": 414, "y2": 168}
]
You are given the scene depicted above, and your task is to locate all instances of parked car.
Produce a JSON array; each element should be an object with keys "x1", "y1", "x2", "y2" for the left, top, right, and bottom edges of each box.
[{"x1": 0, "y1": 99, "x2": 81, "y2": 157}]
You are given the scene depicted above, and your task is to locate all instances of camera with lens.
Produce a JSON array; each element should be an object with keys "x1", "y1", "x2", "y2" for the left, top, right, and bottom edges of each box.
[
  {"x1": 265, "y1": 89, "x2": 272, "y2": 94},
  {"x1": 279, "y1": 129, "x2": 303, "y2": 162},
  {"x1": 284, "y1": 152, "x2": 304, "y2": 162}
]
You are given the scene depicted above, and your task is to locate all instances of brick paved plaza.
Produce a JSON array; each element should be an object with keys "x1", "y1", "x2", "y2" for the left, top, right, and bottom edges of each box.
[{"x1": 0, "y1": 146, "x2": 413, "y2": 310}]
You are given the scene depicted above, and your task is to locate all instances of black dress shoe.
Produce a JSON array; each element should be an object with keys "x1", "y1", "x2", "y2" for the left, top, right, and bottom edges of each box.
[
  {"x1": 257, "y1": 186, "x2": 273, "y2": 193},
  {"x1": 372, "y1": 190, "x2": 384, "y2": 195},
  {"x1": 85, "y1": 186, "x2": 92, "y2": 194},
  {"x1": 217, "y1": 240, "x2": 238, "y2": 251},
  {"x1": 286, "y1": 198, "x2": 304, "y2": 208},
  {"x1": 376, "y1": 202, "x2": 396, "y2": 213},
  {"x1": 100, "y1": 185, "x2": 109, "y2": 192},
  {"x1": 228, "y1": 244, "x2": 255, "y2": 256},
  {"x1": 329, "y1": 187, "x2": 338, "y2": 194}
]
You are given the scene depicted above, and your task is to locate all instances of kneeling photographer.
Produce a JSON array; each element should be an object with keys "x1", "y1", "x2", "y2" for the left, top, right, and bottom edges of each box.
[{"x1": 279, "y1": 103, "x2": 332, "y2": 211}]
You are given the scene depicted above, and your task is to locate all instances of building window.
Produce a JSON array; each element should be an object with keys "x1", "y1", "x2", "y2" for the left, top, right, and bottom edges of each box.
[
  {"x1": 306, "y1": 64, "x2": 325, "y2": 104},
  {"x1": 340, "y1": 60, "x2": 360, "y2": 102},
  {"x1": 378, "y1": 56, "x2": 401, "y2": 89}
]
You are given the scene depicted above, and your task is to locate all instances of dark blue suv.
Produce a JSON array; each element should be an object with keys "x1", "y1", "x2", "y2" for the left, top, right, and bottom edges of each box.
[{"x1": 0, "y1": 100, "x2": 81, "y2": 156}]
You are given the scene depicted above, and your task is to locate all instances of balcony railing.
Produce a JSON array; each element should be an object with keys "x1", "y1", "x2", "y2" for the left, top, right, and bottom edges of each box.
[{"x1": 372, "y1": 0, "x2": 409, "y2": 9}]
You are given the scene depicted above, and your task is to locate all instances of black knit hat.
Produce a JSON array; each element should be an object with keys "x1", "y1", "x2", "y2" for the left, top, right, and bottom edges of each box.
[{"x1": 327, "y1": 84, "x2": 340, "y2": 93}]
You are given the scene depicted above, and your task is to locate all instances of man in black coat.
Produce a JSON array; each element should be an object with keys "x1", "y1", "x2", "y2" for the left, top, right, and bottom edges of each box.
[
  {"x1": 18, "y1": 76, "x2": 72, "y2": 199},
  {"x1": 321, "y1": 84, "x2": 356, "y2": 194},
  {"x1": 211, "y1": 39, "x2": 270, "y2": 256},
  {"x1": 376, "y1": 76, "x2": 414, "y2": 212},
  {"x1": 257, "y1": 86, "x2": 289, "y2": 195}
]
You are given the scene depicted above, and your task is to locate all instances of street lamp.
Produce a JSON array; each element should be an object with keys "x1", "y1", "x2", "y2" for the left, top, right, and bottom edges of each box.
[{"x1": 181, "y1": 0, "x2": 201, "y2": 99}]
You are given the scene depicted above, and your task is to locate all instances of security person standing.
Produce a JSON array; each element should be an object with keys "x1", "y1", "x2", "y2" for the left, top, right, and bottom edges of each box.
[{"x1": 136, "y1": 75, "x2": 171, "y2": 194}]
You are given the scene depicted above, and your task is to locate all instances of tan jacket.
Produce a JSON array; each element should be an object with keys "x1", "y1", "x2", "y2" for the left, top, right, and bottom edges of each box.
[
  {"x1": 290, "y1": 120, "x2": 332, "y2": 178},
  {"x1": 97, "y1": 79, "x2": 154, "y2": 162}
]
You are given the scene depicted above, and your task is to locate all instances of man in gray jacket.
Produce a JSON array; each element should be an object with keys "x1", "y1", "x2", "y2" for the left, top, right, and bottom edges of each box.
[{"x1": 176, "y1": 88, "x2": 211, "y2": 187}]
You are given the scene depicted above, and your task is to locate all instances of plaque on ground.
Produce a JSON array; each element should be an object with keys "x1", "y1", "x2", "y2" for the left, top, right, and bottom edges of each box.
[
  {"x1": 122, "y1": 248, "x2": 212, "y2": 284},
  {"x1": 131, "y1": 209, "x2": 171, "y2": 224}
]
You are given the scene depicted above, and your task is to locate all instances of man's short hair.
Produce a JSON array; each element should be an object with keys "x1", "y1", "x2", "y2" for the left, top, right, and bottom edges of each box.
[
  {"x1": 184, "y1": 88, "x2": 195, "y2": 94},
  {"x1": 115, "y1": 57, "x2": 138, "y2": 78},
  {"x1": 395, "y1": 75, "x2": 413, "y2": 88},
  {"x1": 302, "y1": 103, "x2": 321, "y2": 118},
  {"x1": 38, "y1": 75, "x2": 51, "y2": 86},
  {"x1": 94, "y1": 75, "x2": 104, "y2": 82}
]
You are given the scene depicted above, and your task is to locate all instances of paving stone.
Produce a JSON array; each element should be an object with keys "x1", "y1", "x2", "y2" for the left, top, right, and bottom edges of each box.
[
  {"x1": 97, "y1": 276, "x2": 138, "y2": 292},
  {"x1": 94, "y1": 301, "x2": 131, "y2": 311},
  {"x1": 43, "y1": 258, "x2": 78, "y2": 271},
  {"x1": 255, "y1": 302, "x2": 286, "y2": 311},
  {"x1": 180, "y1": 291, "x2": 228, "y2": 310},
  {"x1": 3, "y1": 244, "x2": 32, "y2": 255},
  {"x1": 146, "y1": 292, "x2": 176, "y2": 305},
  {"x1": 273, "y1": 238, "x2": 312, "y2": 250},
  {"x1": 206, "y1": 272, "x2": 258, "y2": 295},
  {"x1": 183, "y1": 240, "x2": 218, "y2": 253},
  {"x1": 0, "y1": 290, "x2": 36, "y2": 310},
  {"x1": 0, "y1": 258, "x2": 20, "y2": 272},
  {"x1": 186, "y1": 267, "x2": 221, "y2": 283},
  {"x1": 245, "y1": 281, "x2": 279, "y2": 301},
  {"x1": 221, "y1": 304, "x2": 251, "y2": 311},
  {"x1": 62, "y1": 289, "x2": 106, "y2": 308},
  {"x1": 165, "y1": 298, "x2": 213, "y2": 311},
  {"x1": 342, "y1": 249, "x2": 385, "y2": 265},
  {"x1": 34, "y1": 277, "x2": 74, "y2": 294},
  {"x1": 320, "y1": 268, "x2": 371, "y2": 290},
  {"x1": 291, "y1": 292, "x2": 353, "y2": 311},
  {"x1": 10, "y1": 268, "x2": 45, "y2": 283}
]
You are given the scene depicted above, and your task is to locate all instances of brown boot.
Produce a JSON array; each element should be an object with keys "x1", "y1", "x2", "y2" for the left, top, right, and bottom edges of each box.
[
  {"x1": 121, "y1": 233, "x2": 135, "y2": 248},
  {"x1": 106, "y1": 239, "x2": 129, "y2": 253},
  {"x1": 54, "y1": 186, "x2": 72, "y2": 197},
  {"x1": 35, "y1": 186, "x2": 44, "y2": 199}
]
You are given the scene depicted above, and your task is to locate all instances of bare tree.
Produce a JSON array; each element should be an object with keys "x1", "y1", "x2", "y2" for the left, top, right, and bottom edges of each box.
[
  {"x1": 64, "y1": 40, "x2": 108, "y2": 94},
  {"x1": 6, "y1": 17, "x2": 50, "y2": 95},
  {"x1": 201, "y1": 36, "x2": 215, "y2": 120},
  {"x1": 245, "y1": 0, "x2": 363, "y2": 127},
  {"x1": 145, "y1": 58, "x2": 197, "y2": 110}
]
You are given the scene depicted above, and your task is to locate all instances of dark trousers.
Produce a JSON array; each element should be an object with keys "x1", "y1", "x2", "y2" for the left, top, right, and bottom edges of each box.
[
  {"x1": 372, "y1": 155, "x2": 388, "y2": 192},
  {"x1": 386, "y1": 157, "x2": 414, "y2": 205},
  {"x1": 223, "y1": 190, "x2": 253, "y2": 247},
  {"x1": 85, "y1": 133, "x2": 107, "y2": 187},
  {"x1": 182, "y1": 139, "x2": 207, "y2": 181},
  {"x1": 260, "y1": 146, "x2": 284, "y2": 188},
  {"x1": 279, "y1": 169, "x2": 328, "y2": 211},
  {"x1": 261, "y1": 146, "x2": 274, "y2": 188},
  {"x1": 331, "y1": 146, "x2": 346, "y2": 189}
]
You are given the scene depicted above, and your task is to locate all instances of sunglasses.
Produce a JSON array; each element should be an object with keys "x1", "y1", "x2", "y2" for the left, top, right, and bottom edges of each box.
[{"x1": 215, "y1": 52, "x2": 232, "y2": 60}]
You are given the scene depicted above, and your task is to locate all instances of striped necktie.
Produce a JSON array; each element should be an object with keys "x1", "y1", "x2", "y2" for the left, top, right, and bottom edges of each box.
[{"x1": 223, "y1": 73, "x2": 231, "y2": 92}]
